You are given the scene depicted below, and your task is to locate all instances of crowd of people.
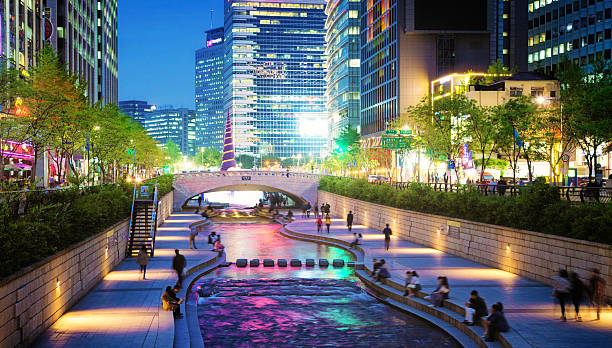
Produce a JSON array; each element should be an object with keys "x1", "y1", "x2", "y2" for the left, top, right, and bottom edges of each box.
[{"x1": 552, "y1": 268, "x2": 606, "y2": 321}]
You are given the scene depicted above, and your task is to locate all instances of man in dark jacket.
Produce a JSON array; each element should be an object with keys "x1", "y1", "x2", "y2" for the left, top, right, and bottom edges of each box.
[
  {"x1": 346, "y1": 211, "x2": 354, "y2": 231},
  {"x1": 463, "y1": 290, "x2": 488, "y2": 325},
  {"x1": 172, "y1": 249, "x2": 186, "y2": 288}
]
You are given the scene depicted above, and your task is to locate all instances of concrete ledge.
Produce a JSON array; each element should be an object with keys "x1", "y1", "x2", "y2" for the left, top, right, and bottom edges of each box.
[{"x1": 280, "y1": 225, "x2": 529, "y2": 348}]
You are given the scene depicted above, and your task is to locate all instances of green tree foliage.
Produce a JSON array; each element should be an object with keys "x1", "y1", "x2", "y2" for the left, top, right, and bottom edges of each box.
[
  {"x1": 237, "y1": 154, "x2": 255, "y2": 169},
  {"x1": 194, "y1": 147, "x2": 222, "y2": 169},
  {"x1": 462, "y1": 105, "x2": 502, "y2": 182}
]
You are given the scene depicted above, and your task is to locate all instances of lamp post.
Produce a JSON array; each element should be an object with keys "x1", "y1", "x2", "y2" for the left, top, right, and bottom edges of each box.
[{"x1": 200, "y1": 147, "x2": 205, "y2": 169}]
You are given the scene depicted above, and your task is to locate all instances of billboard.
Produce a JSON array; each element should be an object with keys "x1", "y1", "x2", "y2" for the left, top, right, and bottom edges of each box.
[{"x1": 414, "y1": 0, "x2": 488, "y2": 31}]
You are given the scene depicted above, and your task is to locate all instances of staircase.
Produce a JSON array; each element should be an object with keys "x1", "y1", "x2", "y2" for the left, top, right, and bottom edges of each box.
[{"x1": 127, "y1": 183, "x2": 159, "y2": 257}]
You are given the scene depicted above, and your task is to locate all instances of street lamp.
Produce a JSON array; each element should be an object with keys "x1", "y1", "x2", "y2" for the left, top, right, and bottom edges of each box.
[{"x1": 200, "y1": 147, "x2": 205, "y2": 169}]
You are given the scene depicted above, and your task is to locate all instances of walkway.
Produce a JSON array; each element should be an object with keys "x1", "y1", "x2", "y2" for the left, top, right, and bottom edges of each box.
[
  {"x1": 32, "y1": 212, "x2": 217, "y2": 348},
  {"x1": 285, "y1": 215, "x2": 612, "y2": 348}
]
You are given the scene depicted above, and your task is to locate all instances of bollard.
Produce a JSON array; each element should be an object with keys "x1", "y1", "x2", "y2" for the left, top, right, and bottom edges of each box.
[
  {"x1": 290, "y1": 259, "x2": 302, "y2": 267},
  {"x1": 236, "y1": 259, "x2": 248, "y2": 268},
  {"x1": 319, "y1": 259, "x2": 329, "y2": 267},
  {"x1": 263, "y1": 259, "x2": 275, "y2": 267},
  {"x1": 277, "y1": 259, "x2": 288, "y2": 267},
  {"x1": 305, "y1": 259, "x2": 315, "y2": 267},
  {"x1": 332, "y1": 259, "x2": 344, "y2": 268},
  {"x1": 249, "y1": 259, "x2": 260, "y2": 267}
]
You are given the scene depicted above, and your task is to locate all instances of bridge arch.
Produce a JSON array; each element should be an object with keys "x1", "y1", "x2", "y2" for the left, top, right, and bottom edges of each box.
[{"x1": 172, "y1": 171, "x2": 322, "y2": 211}]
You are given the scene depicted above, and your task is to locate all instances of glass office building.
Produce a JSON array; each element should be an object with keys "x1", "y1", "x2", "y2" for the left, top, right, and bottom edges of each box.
[
  {"x1": 195, "y1": 27, "x2": 225, "y2": 152},
  {"x1": 0, "y1": 0, "x2": 44, "y2": 69},
  {"x1": 118, "y1": 100, "x2": 153, "y2": 126},
  {"x1": 325, "y1": 0, "x2": 361, "y2": 144},
  {"x1": 223, "y1": 0, "x2": 328, "y2": 160},
  {"x1": 527, "y1": 0, "x2": 612, "y2": 74},
  {"x1": 143, "y1": 107, "x2": 196, "y2": 155}
]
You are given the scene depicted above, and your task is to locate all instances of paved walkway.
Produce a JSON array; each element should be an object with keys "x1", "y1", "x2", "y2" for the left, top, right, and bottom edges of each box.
[
  {"x1": 33, "y1": 212, "x2": 217, "y2": 348},
  {"x1": 286, "y1": 215, "x2": 612, "y2": 348}
]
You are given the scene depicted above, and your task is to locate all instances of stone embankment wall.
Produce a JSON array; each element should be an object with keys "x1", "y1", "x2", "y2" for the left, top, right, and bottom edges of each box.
[
  {"x1": 319, "y1": 190, "x2": 611, "y2": 298},
  {"x1": 0, "y1": 191, "x2": 174, "y2": 347}
]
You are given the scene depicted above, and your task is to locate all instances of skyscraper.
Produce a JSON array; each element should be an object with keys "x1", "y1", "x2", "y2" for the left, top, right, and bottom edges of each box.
[
  {"x1": 195, "y1": 27, "x2": 225, "y2": 151},
  {"x1": 0, "y1": 0, "x2": 44, "y2": 69},
  {"x1": 45, "y1": 0, "x2": 118, "y2": 104},
  {"x1": 143, "y1": 107, "x2": 195, "y2": 155},
  {"x1": 495, "y1": 0, "x2": 528, "y2": 71},
  {"x1": 360, "y1": 0, "x2": 497, "y2": 139},
  {"x1": 325, "y1": 0, "x2": 361, "y2": 144},
  {"x1": 118, "y1": 100, "x2": 154, "y2": 126},
  {"x1": 527, "y1": 0, "x2": 612, "y2": 75},
  {"x1": 224, "y1": 0, "x2": 328, "y2": 160}
]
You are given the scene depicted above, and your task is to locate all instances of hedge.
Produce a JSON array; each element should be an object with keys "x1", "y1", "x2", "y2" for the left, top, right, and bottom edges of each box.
[
  {"x1": 0, "y1": 174, "x2": 175, "y2": 279},
  {"x1": 318, "y1": 176, "x2": 612, "y2": 245}
]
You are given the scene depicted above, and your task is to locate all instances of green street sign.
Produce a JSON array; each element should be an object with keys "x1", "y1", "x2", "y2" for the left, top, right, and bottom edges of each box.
[
  {"x1": 399, "y1": 129, "x2": 413, "y2": 135},
  {"x1": 382, "y1": 136, "x2": 413, "y2": 149},
  {"x1": 384, "y1": 129, "x2": 399, "y2": 135}
]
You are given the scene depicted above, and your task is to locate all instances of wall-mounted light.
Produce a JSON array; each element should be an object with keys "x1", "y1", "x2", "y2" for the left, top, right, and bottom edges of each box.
[{"x1": 506, "y1": 244, "x2": 511, "y2": 251}]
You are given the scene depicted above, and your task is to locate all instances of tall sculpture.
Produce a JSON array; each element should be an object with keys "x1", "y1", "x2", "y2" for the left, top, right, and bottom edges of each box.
[{"x1": 220, "y1": 111, "x2": 237, "y2": 171}]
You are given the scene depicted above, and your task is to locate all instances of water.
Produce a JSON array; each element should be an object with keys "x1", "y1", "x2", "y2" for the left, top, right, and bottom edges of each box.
[{"x1": 193, "y1": 219, "x2": 459, "y2": 348}]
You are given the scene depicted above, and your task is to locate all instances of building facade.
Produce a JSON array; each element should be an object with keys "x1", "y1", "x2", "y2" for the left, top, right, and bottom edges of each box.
[
  {"x1": 325, "y1": 0, "x2": 361, "y2": 145},
  {"x1": 527, "y1": 0, "x2": 612, "y2": 75},
  {"x1": 118, "y1": 100, "x2": 153, "y2": 126},
  {"x1": 223, "y1": 0, "x2": 328, "y2": 160},
  {"x1": 143, "y1": 107, "x2": 195, "y2": 155},
  {"x1": 45, "y1": 0, "x2": 118, "y2": 104},
  {"x1": 360, "y1": 0, "x2": 498, "y2": 138},
  {"x1": 195, "y1": 27, "x2": 225, "y2": 152},
  {"x1": 0, "y1": 0, "x2": 44, "y2": 69},
  {"x1": 496, "y1": 0, "x2": 529, "y2": 71}
]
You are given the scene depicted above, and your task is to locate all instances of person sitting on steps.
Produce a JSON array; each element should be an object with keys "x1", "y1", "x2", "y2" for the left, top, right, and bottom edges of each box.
[{"x1": 463, "y1": 290, "x2": 488, "y2": 326}]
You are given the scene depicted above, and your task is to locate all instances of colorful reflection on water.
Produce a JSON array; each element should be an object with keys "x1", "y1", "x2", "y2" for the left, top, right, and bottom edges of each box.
[{"x1": 194, "y1": 220, "x2": 459, "y2": 347}]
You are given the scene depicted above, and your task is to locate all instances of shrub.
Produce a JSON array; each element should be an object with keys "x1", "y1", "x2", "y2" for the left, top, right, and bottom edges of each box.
[{"x1": 319, "y1": 177, "x2": 612, "y2": 245}]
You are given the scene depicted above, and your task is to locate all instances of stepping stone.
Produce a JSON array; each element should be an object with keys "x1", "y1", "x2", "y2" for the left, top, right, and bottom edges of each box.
[
  {"x1": 263, "y1": 259, "x2": 274, "y2": 267},
  {"x1": 347, "y1": 261, "x2": 356, "y2": 268},
  {"x1": 319, "y1": 259, "x2": 329, "y2": 267},
  {"x1": 236, "y1": 259, "x2": 248, "y2": 267},
  {"x1": 305, "y1": 259, "x2": 315, "y2": 267},
  {"x1": 277, "y1": 259, "x2": 288, "y2": 267},
  {"x1": 332, "y1": 259, "x2": 345, "y2": 268},
  {"x1": 249, "y1": 259, "x2": 260, "y2": 267},
  {"x1": 290, "y1": 259, "x2": 302, "y2": 267}
]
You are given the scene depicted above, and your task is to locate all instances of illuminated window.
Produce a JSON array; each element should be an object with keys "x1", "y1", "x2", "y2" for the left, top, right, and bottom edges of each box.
[
  {"x1": 503, "y1": 32, "x2": 508, "y2": 37},
  {"x1": 382, "y1": 13, "x2": 389, "y2": 31},
  {"x1": 382, "y1": 0, "x2": 389, "y2": 13},
  {"x1": 552, "y1": 46, "x2": 558, "y2": 55},
  {"x1": 349, "y1": 10, "x2": 358, "y2": 18},
  {"x1": 528, "y1": 54, "x2": 533, "y2": 63},
  {"x1": 367, "y1": 0, "x2": 373, "y2": 11},
  {"x1": 559, "y1": 43, "x2": 565, "y2": 54},
  {"x1": 529, "y1": 37, "x2": 534, "y2": 46}
]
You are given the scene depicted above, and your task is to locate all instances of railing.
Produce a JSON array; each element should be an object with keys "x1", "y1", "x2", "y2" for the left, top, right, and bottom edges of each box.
[
  {"x1": 391, "y1": 182, "x2": 612, "y2": 204},
  {"x1": 150, "y1": 184, "x2": 159, "y2": 256},
  {"x1": 127, "y1": 184, "x2": 137, "y2": 255},
  {"x1": 175, "y1": 170, "x2": 324, "y2": 180}
]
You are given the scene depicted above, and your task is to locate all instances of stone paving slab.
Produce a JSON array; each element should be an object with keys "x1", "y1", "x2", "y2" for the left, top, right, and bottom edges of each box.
[
  {"x1": 286, "y1": 215, "x2": 612, "y2": 348},
  {"x1": 32, "y1": 212, "x2": 217, "y2": 348}
]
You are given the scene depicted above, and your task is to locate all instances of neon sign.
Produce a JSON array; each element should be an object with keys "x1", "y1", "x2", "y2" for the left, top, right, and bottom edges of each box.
[{"x1": 206, "y1": 37, "x2": 222, "y2": 47}]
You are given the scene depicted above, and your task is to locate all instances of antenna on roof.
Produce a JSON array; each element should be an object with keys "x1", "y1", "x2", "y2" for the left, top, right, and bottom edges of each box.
[{"x1": 210, "y1": 9, "x2": 214, "y2": 29}]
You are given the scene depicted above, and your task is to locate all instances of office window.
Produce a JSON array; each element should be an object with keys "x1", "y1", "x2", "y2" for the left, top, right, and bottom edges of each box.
[
  {"x1": 510, "y1": 87, "x2": 523, "y2": 97},
  {"x1": 531, "y1": 87, "x2": 544, "y2": 97}
]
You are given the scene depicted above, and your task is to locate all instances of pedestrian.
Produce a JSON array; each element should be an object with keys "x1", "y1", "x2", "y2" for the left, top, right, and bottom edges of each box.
[
  {"x1": 325, "y1": 214, "x2": 331, "y2": 233},
  {"x1": 404, "y1": 271, "x2": 421, "y2": 297},
  {"x1": 483, "y1": 302, "x2": 509, "y2": 342},
  {"x1": 589, "y1": 268, "x2": 606, "y2": 320},
  {"x1": 463, "y1": 290, "x2": 488, "y2": 326},
  {"x1": 569, "y1": 272, "x2": 585, "y2": 321},
  {"x1": 161, "y1": 285, "x2": 184, "y2": 319},
  {"x1": 306, "y1": 202, "x2": 311, "y2": 219},
  {"x1": 325, "y1": 202, "x2": 330, "y2": 214},
  {"x1": 197, "y1": 195, "x2": 202, "y2": 207},
  {"x1": 552, "y1": 269, "x2": 571, "y2": 321},
  {"x1": 350, "y1": 233, "x2": 362, "y2": 248},
  {"x1": 382, "y1": 224, "x2": 392, "y2": 251},
  {"x1": 172, "y1": 249, "x2": 186, "y2": 288},
  {"x1": 314, "y1": 205, "x2": 319, "y2": 218},
  {"x1": 426, "y1": 276, "x2": 450, "y2": 307},
  {"x1": 136, "y1": 245, "x2": 149, "y2": 280},
  {"x1": 375, "y1": 259, "x2": 391, "y2": 283},
  {"x1": 316, "y1": 216, "x2": 323, "y2": 233},
  {"x1": 302, "y1": 204, "x2": 307, "y2": 218},
  {"x1": 189, "y1": 224, "x2": 198, "y2": 249},
  {"x1": 320, "y1": 203, "x2": 325, "y2": 215},
  {"x1": 371, "y1": 258, "x2": 382, "y2": 277},
  {"x1": 346, "y1": 210, "x2": 354, "y2": 231}
]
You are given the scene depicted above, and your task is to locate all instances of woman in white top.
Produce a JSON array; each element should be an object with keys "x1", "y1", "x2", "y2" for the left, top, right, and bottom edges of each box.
[{"x1": 404, "y1": 271, "x2": 421, "y2": 297}]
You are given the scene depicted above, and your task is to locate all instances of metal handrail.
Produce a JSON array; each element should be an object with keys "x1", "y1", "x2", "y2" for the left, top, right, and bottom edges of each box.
[
  {"x1": 150, "y1": 184, "x2": 159, "y2": 256},
  {"x1": 127, "y1": 184, "x2": 137, "y2": 256}
]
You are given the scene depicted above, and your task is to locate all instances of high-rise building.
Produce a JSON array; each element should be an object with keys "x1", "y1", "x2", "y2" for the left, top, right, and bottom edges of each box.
[
  {"x1": 195, "y1": 27, "x2": 225, "y2": 151},
  {"x1": 325, "y1": 0, "x2": 361, "y2": 145},
  {"x1": 360, "y1": 0, "x2": 497, "y2": 138},
  {"x1": 224, "y1": 0, "x2": 328, "y2": 160},
  {"x1": 527, "y1": 0, "x2": 612, "y2": 75},
  {"x1": 0, "y1": 0, "x2": 44, "y2": 69},
  {"x1": 495, "y1": 0, "x2": 528, "y2": 71},
  {"x1": 45, "y1": 0, "x2": 118, "y2": 104},
  {"x1": 143, "y1": 107, "x2": 195, "y2": 155},
  {"x1": 118, "y1": 100, "x2": 154, "y2": 126}
]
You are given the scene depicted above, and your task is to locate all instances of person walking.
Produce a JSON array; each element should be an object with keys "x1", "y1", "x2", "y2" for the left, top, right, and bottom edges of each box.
[
  {"x1": 589, "y1": 268, "x2": 606, "y2": 320},
  {"x1": 569, "y1": 272, "x2": 585, "y2": 321},
  {"x1": 172, "y1": 249, "x2": 186, "y2": 288},
  {"x1": 382, "y1": 224, "x2": 392, "y2": 251},
  {"x1": 316, "y1": 216, "x2": 323, "y2": 233},
  {"x1": 320, "y1": 203, "x2": 325, "y2": 216},
  {"x1": 325, "y1": 214, "x2": 331, "y2": 233},
  {"x1": 305, "y1": 202, "x2": 311, "y2": 219},
  {"x1": 314, "y1": 205, "x2": 319, "y2": 218},
  {"x1": 325, "y1": 202, "x2": 330, "y2": 214},
  {"x1": 197, "y1": 195, "x2": 202, "y2": 207},
  {"x1": 552, "y1": 269, "x2": 571, "y2": 321},
  {"x1": 463, "y1": 290, "x2": 488, "y2": 325},
  {"x1": 136, "y1": 245, "x2": 149, "y2": 280},
  {"x1": 346, "y1": 211, "x2": 354, "y2": 232},
  {"x1": 189, "y1": 225, "x2": 198, "y2": 249},
  {"x1": 483, "y1": 302, "x2": 509, "y2": 342}
]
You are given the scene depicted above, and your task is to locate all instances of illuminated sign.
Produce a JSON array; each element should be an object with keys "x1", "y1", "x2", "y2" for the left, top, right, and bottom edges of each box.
[
  {"x1": 14, "y1": 98, "x2": 28, "y2": 116},
  {"x1": 206, "y1": 37, "x2": 222, "y2": 47},
  {"x1": 0, "y1": 140, "x2": 34, "y2": 160}
]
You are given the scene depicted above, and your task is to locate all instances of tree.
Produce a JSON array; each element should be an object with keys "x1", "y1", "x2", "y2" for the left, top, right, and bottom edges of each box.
[
  {"x1": 557, "y1": 59, "x2": 612, "y2": 179},
  {"x1": 463, "y1": 105, "x2": 502, "y2": 182},
  {"x1": 194, "y1": 147, "x2": 222, "y2": 169},
  {"x1": 236, "y1": 154, "x2": 254, "y2": 169},
  {"x1": 333, "y1": 126, "x2": 360, "y2": 153},
  {"x1": 485, "y1": 60, "x2": 515, "y2": 84}
]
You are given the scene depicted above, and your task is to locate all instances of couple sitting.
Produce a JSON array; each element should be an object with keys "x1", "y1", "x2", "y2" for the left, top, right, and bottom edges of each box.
[
  {"x1": 371, "y1": 258, "x2": 391, "y2": 283},
  {"x1": 463, "y1": 290, "x2": 510, "y2": 342},
  {"x1": 208, "y1": 232, "x2": 225, "y2": 253},
  {"x1": 161, "y1": 285, "x2": 184, "y2": 319}
]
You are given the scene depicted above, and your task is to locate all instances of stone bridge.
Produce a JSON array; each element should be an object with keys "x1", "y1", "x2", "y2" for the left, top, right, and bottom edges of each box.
[{"x1": 172, "y1": 171, "x2": 323, "y2": 211}]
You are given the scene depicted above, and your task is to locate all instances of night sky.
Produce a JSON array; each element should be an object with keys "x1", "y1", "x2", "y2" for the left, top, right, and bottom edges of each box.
[{"x1": 118, "y1": 1, "x2": 225, "y2": 108}]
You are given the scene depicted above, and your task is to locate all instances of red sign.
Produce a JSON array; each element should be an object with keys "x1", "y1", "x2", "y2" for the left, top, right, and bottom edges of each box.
[{"x1": 44, "y1": 18, "x2": 53, "y2": 40}]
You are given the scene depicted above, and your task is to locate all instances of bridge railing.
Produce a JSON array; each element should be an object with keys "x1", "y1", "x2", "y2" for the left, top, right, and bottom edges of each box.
[{"x1": 175, "y1": 170, "x2": 325, "y2": 180}]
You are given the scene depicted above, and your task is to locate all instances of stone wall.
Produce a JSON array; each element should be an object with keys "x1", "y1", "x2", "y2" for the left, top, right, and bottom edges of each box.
[
  {"x1": 319, "y1": 190, "x2": 612, "y2": 298},
  {"x1": 157, "y1": 190, "x2": 174, "y2": 227},
  {"x1": 0, "y1": 191, "x2": 174, "y2": 347}
]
